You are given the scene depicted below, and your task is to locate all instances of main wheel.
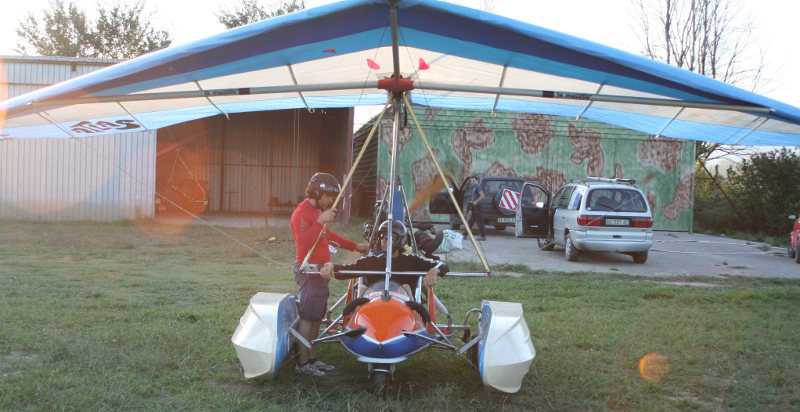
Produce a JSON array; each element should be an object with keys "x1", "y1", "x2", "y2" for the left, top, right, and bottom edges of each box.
[
  {"x1": 537, "y1": 237, "x2": 555, "y2": 251},
  {"x1": 632, "y1": 251, "x2": 648, "y2": 264},
  {"x1": 564, "y1": 233, "x2": 579, "y2": 262}
]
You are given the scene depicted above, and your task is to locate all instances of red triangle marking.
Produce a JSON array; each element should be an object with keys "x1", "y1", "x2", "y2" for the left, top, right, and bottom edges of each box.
[{"x1": 418, "y1": 58, "x2": 430, "y2": 70}]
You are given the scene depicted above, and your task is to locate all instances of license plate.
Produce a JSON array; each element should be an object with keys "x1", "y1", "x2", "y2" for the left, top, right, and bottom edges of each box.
[
  {"x1": 605, "y1": 218, "x2": 629, "y2": 226},
  {"x1": 497, "y1": 217, "x2": 515, "y2": 223}
]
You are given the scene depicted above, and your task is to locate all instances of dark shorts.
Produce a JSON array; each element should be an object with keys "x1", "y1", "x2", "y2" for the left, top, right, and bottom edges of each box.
[{"x1": 292, "y1": 262, "x2": 330, "y2": 321}]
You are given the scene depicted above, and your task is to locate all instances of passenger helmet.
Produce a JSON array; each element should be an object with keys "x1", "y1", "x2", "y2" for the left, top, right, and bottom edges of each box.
[
  {"x1": 307, "y1": 172, "x2": 341, "y2": 199},
  {"x1": 378, "y1": 219, "x2": 407, "y2": 252}
]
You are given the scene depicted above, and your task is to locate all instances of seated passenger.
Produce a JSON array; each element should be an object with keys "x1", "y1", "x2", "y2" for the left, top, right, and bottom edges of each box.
[
  {"x1": 413, "y1": 223, "x2": 444, "y2": 260},
  {"x1": 321, "y1": 219, "x2": 448, "y2": 295}
]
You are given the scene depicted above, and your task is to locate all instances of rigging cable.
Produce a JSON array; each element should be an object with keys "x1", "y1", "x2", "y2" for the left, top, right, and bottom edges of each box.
[{"x1": 73, "y1": 136, "x2": 284, "y2": 266}]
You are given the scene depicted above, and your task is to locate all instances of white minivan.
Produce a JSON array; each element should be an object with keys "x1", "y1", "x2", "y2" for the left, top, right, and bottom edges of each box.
[{"x1": 515, "y1": 177, "x2": 653, "y2": 263}]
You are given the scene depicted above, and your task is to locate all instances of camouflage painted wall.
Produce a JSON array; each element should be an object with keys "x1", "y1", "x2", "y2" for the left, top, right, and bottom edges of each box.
[{"x1": 375, "y1": 107, "x2": 695, "y2": 231}]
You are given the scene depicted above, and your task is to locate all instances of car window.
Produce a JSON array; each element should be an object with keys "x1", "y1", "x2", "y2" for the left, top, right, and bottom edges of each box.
[
  {"x1": 586, "y1": 188, "x2": 648, "y2": 212},
  {"x1": 555, "y1": 186, "x2": 574, "y2": 209},
  {"x1": 569, "y1": 192, "x2": 582, "y2": 210},
  {"x1": 521, "y1": 184, "x2": 548, "y2": 206},
  {"x1": 521, "y1": 185, "x2": 536, "y2": 203}
]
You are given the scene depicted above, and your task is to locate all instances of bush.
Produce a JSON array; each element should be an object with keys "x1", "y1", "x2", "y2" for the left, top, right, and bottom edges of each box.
[{"x1": 694, "y1": 148, "x2": 800, "y2": 237}]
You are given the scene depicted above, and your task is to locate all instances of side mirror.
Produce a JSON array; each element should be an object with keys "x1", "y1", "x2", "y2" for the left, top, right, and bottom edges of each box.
[
  {"x1": 790, "y1": 215, "x2": 796, "y2": 220},
  {"x1": 534, "y1": 201, "x2": 545, "y2": 208}
]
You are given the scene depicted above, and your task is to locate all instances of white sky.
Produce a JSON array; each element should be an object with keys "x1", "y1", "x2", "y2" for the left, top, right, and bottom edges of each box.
[{"x1": 1, "y1": 0, "x2": 799, "y2": 110}]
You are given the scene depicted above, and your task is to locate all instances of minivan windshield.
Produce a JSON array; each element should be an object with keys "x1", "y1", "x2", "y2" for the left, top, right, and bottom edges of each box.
[{"x1": 586, "y1": 189, "x2": 648, "y2": 213}]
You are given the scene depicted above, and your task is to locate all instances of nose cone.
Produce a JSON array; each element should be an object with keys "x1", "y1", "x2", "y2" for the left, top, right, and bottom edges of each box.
[{"x1": 352, "y1": 298, "x2": 418, "y2": 342}]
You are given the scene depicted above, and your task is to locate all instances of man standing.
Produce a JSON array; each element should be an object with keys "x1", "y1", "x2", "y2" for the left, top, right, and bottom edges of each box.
[
  {"x1": 291, "y1": 172, "x2": 368, "y2": 376},
  {"x1": 464, "y1": 176, "x2": 487, "y2": 241}
]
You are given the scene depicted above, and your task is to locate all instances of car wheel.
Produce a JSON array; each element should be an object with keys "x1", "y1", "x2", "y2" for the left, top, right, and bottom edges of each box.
[
  {"x1": 789, "y1": 242, "x2": 796, "y2": 259},
  {"x1": 632, "y1": 251, "x2": 648, "y2": 264},
  {"x1": 564, "y1": 233, "x2": 579, "y2": 261},
  {"x1": 537, "y1": 237, "x2": 555, "y2": 251}
]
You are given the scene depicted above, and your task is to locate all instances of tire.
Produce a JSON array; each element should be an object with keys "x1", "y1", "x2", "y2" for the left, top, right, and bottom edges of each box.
[
  {"x1": 493, "y1": 191, "x2": 515, "y2": 216},
  {"x1": 370, "y1": 370, "x2": 390, "y2": 393},
  {"x1": 632, "y1": 251, "x2": 648, "y2": 264},
  {"x1": 789, "y1": 242, "x2": 796, "y2": 259},
  {"x1": 564, "y1": 233, "x2": 579, "y2": 262},
  {"x1": 537, "y1": 237, "x2": 555, "y2": 251},
  {"x1": 466, "y1": 342, "x2": 479, "y2": 367}
]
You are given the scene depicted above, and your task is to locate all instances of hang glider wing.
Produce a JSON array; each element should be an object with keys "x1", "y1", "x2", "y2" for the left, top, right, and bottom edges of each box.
[{"x1": 2, "y1": 0, "x2": 799, "y2": 146}]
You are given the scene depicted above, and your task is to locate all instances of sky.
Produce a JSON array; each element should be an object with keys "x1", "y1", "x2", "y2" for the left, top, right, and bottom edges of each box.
[{"x1": 1, "y1": 0, "x2": 799, "y2": 114}]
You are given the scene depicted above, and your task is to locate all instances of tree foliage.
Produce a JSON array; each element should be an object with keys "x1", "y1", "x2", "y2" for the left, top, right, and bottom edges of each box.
[
  {"x1": 15, "y1": 0, "x2": 171, "y2": 59},
  {"x1": 633, "y1": 0, "x2": 766, "y2": 161},
  {"x1": 216, "y1": 0, "x2": 306, "y2": 29},
  {"x1": 726, "y1": 148, "x2": 800, "y2": 235}
]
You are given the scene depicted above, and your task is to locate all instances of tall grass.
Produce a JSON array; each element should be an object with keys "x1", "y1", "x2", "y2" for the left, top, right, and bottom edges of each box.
[{"x1": 1, "y1": 220, "x2": 798, "y2": 410}]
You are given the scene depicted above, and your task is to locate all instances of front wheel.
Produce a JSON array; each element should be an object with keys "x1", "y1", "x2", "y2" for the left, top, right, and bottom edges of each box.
[
  {"x1": 564, "y1": 233, "x2": 579, "y2": 262},
  {"x1": 370, "y1": 371, "x2": 388, "y2": 392},
  {"x1": 632, "y1": 251, "x2": 648, "y2": 264},
  {"x1": 537, "y1": 237, "x2": 555, "y2": 251}
]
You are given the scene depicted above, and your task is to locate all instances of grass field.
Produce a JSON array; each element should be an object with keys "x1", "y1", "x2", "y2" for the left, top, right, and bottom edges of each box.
[{"x1": 1, "y1": 220, "x2": 799, "y2": 411}]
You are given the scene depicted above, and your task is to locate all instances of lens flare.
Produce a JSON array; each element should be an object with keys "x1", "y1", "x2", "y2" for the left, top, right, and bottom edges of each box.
[{"x1": 638, "y1": 352, "x2": 669, "y2": 383}]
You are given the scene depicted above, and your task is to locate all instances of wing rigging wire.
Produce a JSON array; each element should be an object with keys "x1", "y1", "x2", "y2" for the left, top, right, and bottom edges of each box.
[
  {"x1": 396, "y1": 29, "x2": 492, "y2": 271},
  {"x1": 72, "y1": 136, "x2": 284, "y2": 266}
]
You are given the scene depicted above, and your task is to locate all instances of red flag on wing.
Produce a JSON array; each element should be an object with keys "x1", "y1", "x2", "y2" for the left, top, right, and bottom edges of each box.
[{"x1": 498, "y1": 189, "x2": 521, "y2": 211}]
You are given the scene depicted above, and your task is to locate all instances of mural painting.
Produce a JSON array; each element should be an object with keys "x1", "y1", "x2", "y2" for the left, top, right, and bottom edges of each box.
[{"x1": 374, "y1": 107, "x2": 695, "y2": 231}]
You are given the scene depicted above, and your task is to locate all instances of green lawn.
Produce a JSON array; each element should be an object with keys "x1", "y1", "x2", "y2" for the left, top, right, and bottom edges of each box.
[{"x1": 0, "y1": 220, "x2": 798, "y2": 410}]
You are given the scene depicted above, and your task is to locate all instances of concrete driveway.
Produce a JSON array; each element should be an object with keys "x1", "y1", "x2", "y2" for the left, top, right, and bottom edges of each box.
[
  {"x1": 169, "y1": 214, "x2": 797, "y2": 279},
  {"x1": 444, "y1": 229, "x2": 799, "y2": 279}
]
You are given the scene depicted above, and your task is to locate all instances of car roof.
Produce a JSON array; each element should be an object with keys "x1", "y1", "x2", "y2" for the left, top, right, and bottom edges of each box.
[
  {"x1": 480, "y1": 176, "x2": 525, "y2": 182},
  {"x1": 568, "y1": 177, "x2": 640, "y2": 189}
]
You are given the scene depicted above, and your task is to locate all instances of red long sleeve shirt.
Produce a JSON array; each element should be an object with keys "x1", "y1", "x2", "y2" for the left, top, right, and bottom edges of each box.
[{"x1": 291, "y1": 199, "x2": 356, "y2": 264}]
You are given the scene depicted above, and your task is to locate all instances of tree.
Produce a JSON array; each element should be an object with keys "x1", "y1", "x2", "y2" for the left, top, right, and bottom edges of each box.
[
  {"x1": 16, "y1": 0, "x2": 171, "y2": 59},
  {"x1": 15, "y1": 0, "x2": 92, "y2": 57},
  {"x1": 633, "y1": 0, "x2": 766, "y2": 162},
  {"x1": 93, "y1": 2, "x2": 171, "y2": 59},
  {"x1": 216, "y1": 0, "x2": 306, "y2": 29},
  {"x1": 727, "y1": 148, "x2": 800, "y2": 235}
]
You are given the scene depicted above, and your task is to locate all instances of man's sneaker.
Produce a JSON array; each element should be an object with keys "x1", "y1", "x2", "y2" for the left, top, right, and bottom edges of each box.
[
  {"x1": 295, "y1": 362, "x2": 326, "y2": 376},
  {"x1": 309, "y1": 359, "x2": 335, "y2": 372}
]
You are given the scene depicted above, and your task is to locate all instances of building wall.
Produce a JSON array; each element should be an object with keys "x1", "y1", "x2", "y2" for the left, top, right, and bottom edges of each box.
[
  {"x1": 0, "y1": 132, "x2": 156, "y2": 221},
  {"x1": 156, "y1": 109, "x2": 353, "y2": 216},
  {"x1": 1, "y1": 55, "x2": 120, "y2": 101},
  {"x1": 1, "y1": 56, "x2": 156, "y2": 222},
  {"x1": 372, "y1": 107, "x2": 695, "y2": 231}
]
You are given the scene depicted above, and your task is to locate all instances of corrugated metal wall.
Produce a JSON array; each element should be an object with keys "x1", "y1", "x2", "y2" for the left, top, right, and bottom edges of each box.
[
  {"x1": 1, "y1": 56, "x2": 156, "y2": 222},
  {"x1": 0, "y1": 132, "x2": 156, "y2": 221},
  {"x1": 371, "y1": 107, "x2": 695, "y2": 231},
  {"x1": 1, "y1": 56, "x2": 120, "y2": 101},
  {"x1": 156, "y1": 109, "x2": 352, "y2": 215}
]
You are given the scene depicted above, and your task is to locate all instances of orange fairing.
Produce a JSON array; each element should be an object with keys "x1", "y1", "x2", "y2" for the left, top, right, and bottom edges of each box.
[{"x1": 349, "y1": 297, "x2": 418, "y2": 342}]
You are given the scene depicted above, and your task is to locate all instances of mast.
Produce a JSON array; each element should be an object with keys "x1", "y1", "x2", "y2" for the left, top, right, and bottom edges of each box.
[{"x1": 383, "y1": 0, "x2": 402, "y2": 300}]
